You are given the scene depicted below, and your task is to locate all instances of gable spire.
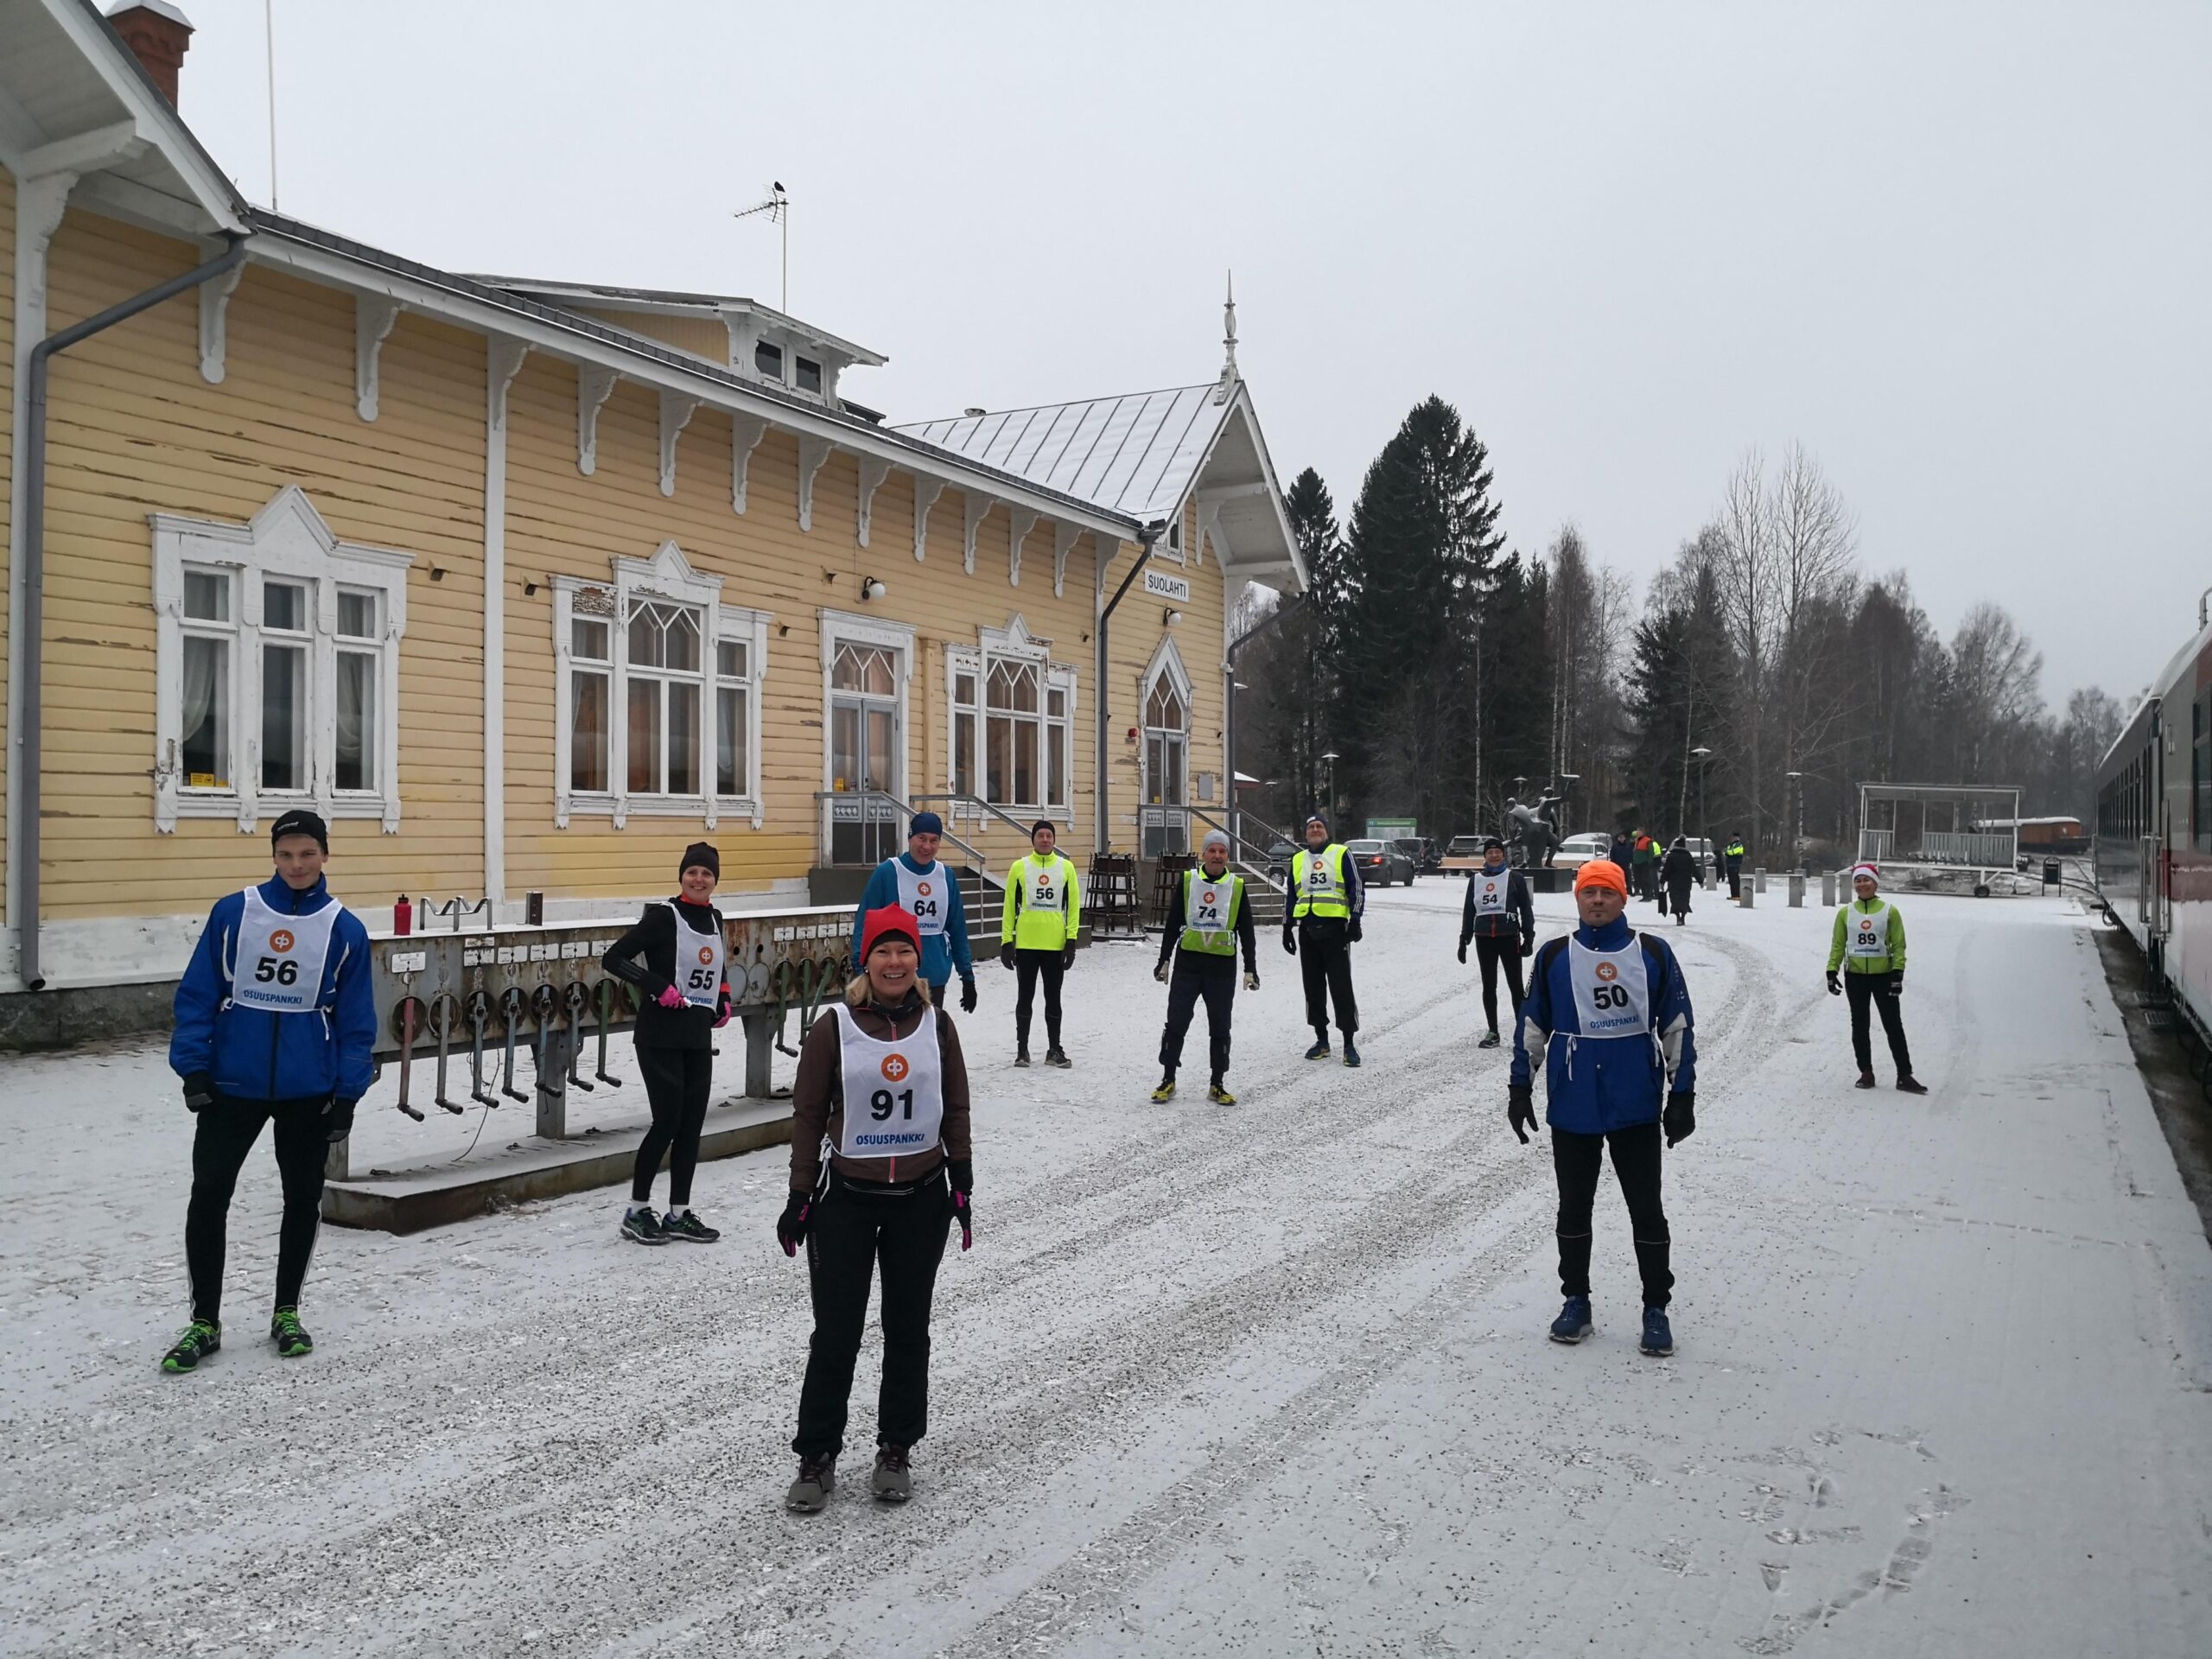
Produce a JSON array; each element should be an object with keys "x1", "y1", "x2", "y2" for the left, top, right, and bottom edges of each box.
[{"x1": 1214, "y1": 270, "x2": 1239, "y2": 404}]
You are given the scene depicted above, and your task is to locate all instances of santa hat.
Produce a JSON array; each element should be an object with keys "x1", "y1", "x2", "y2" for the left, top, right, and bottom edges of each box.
[{"x1": 1851, "y1": 862, "x2": 1880, "y2": 885}]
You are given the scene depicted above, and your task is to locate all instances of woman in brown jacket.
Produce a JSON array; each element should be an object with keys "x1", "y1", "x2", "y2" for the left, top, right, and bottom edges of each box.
[{"x1": 779, "y1": 903, "x2": 973, "y2": 1513}]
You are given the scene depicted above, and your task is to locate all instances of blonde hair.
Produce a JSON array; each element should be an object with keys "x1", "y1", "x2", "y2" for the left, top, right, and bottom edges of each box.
[{"x1": 846, "y1": 972, "x2": 931, "y2": 1007}]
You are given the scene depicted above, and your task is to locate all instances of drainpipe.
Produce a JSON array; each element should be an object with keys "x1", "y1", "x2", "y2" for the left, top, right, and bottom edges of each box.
[
  {"x1": 1224, "y1": 593, "x2": 1304, "y2": 855},
  {"x1": 19, "y1": 233, "x2": 248, "y2": 991},
  {"x1": 1094, "y1": 521, "x2": 1166, "y2": 854}
]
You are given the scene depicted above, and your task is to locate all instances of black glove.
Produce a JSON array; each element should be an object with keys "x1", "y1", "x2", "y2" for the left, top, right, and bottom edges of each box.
[
  {"x1": 776, "y1": 1191, "x2": 814, "y2": 1257},
  {"x1": 181, "y1": 1071, "x2": 217, "y2": 1114},
  {"x1": 1521, "y1": 936, "x2": 1535, "y2": 958},
  {"x1": 1061, "y1": 946, "x2": 1076, "y2": 971},
  {"x1": 947, "y1": 1159, "x2": 974, "y2": 1252},
  {"x1": 322, "y1": 1096, "x2": 356, "y2": 1145},
  {"x1": 1826, "y1": 970, "x2": 1842, "y2": 995},
  {"x1": 1282, "y1": 932, "x2": 1297, "y2": 957},
  {"x1": 1348, "y1": 915, "x2": 1363, "y2": 944},
  {"x1": 1508, "y1": 1084, "x2": 1538, "y2": 1144},
  {"x1": 960, "y1": 978, "x2": 978, "y2": 1014},
  {"x1": 999, "y1": 943, "x2": 1016, "y2": 971},
  {"x1": 1457, "y1": 938, "x2": 1469, "y2": 964},
  {"x1": 1664, "y1": 1091, "x2": 1695, "y2": 1147},
  {"x1": 1887, "y1": 971, "x2": 1904, "y2": 999}
]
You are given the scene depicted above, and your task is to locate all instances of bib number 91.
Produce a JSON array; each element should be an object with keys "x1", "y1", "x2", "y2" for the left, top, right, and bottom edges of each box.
[{"x1": 869, "y1": 1087, "x2": 916, "y2": 1122}]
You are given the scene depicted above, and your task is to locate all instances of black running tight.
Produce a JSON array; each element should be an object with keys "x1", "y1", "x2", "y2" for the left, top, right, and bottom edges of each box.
[{"x1": 632, "y1": 1046, "x2": 713, "y2": 1205}]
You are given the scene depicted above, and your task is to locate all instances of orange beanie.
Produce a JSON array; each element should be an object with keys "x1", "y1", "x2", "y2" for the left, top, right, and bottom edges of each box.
[{"x1": 1574, "y1": 858, "x2": 1628, "y2": 897}]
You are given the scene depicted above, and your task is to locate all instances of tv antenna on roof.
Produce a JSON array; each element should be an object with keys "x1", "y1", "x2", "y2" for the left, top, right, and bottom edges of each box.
[{"x1": 734, "y1": 182, "x2": 789, "y2": 312}]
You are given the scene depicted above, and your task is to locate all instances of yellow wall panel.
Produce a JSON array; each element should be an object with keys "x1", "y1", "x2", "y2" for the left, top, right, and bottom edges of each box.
[{"x1": 571, "y1": 306, "x2": 730, "y2": 367}]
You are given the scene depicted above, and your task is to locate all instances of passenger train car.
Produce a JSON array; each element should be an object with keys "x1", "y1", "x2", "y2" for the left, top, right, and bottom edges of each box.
[{"x1": 2095, "y1": 609, "x2": 2212, "y2": 1042}]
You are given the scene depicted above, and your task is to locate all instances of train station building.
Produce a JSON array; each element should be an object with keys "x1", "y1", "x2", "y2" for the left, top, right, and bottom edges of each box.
[{"x1": 0, "y1": 0, "x2": 1306, "y2": 1008}]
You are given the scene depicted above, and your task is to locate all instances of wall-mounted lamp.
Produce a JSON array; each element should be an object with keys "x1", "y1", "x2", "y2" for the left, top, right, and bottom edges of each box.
[
  {"x1": 860, "y1": 575, "x2": 887, "y2": 602},
  {"x1": 1163, "y1": 607, "x2": 1183, "y2": 628},
  {"x1": 523, "y1": 578, "x2": 540, "y2": 597},
  {"x1": 429, "y1": 566, "x2": 447, "y2": 582}
]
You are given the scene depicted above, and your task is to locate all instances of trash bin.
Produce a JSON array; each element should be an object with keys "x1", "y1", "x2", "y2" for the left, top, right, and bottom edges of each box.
[{"x1": 2043, "y1": 861, "x2": 2061, "y2": 887}]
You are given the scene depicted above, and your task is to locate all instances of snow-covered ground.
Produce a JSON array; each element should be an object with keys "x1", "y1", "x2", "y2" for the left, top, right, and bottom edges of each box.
[{"x1": 4, "y1": 881, "x2": 2209, "y2": 1657}]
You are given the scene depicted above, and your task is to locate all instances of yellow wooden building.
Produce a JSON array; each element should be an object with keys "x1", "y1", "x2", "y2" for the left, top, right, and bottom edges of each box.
[{"x1": 0, "y1": 0, "x2": 1304, "y2": 1013}]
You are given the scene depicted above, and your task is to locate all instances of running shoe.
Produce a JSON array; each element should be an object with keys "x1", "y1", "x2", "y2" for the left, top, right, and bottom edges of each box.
[
  {"x1": 161, "y1": 1319, "x2": 221, "y2": 1374},
  {"x1": 871, "y1": 1443, "x2": 912, "y2": 1503},
  {"x1": 1896, "y1": 1076, "x2": 1929, "y2": 1095},
  {"x1": 270, "y1": 1306, "x2": 312, "y2": 1358},
  {"x1": 1343, "y1": 1042, "x2": 1363, "y2": 1068},
  {"x1": 661, "y1": 1211, "x2": 721, "y2": 1244},
  {"x1": 1854, "y1": 1070, "x2": 1877, "y2": 1090},
  {"x1": 786, "y1": 1453, "x2": 836, "y2": 1514},
  {"x1": 1549, "y1": 1296, "x2": 1593, "y2": 1344},
  {"x1": 1640, "y1": 1306, "x2": 1675, "y2": 1357},
  {"x1": 1304, "y1": 1039, "x2": 1332, "y2": 1061},
  {"x1": 1207, "y1": 1083, "x2": 1236, "y2": 1105},
  {"x1": 1045, "y1": 1046, "x2": 1071, "y2": 1069},
  {"x1": 1150, "y1": 1078, "x2": 1176, "y2": 1103},
  {"x1": 620, "y1": 1206, "x2": 668, "y2": 1245},
  {"x1": 1478, "y1": 1030, "x2": 1501, "y2": 1049},
  {"x1": 1014, "y1": 1046, "x2": 1032, "y2": 1069}
]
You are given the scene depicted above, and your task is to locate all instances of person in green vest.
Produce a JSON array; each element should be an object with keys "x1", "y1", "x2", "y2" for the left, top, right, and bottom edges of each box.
[
  {"x1": 1723, "y1": 834, "x2": 1747, "y2": 900},
  {"x1": 1150, "y1": 828, "x2": 1260, "y2": 1103},
  {"x1": 1826, "y1": 861, "x2": 1927, "y2": 1093},
  {"x1": 1632, "y1": 829, "x2": 1660, "y2": 903},
  {"x1": 1283, "y1": 812, "x2": 1364, "y2": 1066},
  {"x1": 999, "y1": 819, "x2": 1081, "y2": 1068}
]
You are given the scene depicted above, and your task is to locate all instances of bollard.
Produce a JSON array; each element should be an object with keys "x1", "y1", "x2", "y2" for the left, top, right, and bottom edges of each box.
[
  {"x1": 1739, "y1": 876, "x2": 1755, "y2": 908},
  {"x1": 1754, "y1": 868, "x2": 1767, "y2": 894},
  {"x1": 1788, "y1": 873, "x2": 1805, "y2": 908},
  {"x1": 1821, "y1": 870, "x2": 1836, "y2": 906}
]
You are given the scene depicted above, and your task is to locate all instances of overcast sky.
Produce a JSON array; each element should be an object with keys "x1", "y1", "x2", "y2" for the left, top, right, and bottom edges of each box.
[{"x1": 162, "y1": 1, "x2": 2208, "y2": 709}]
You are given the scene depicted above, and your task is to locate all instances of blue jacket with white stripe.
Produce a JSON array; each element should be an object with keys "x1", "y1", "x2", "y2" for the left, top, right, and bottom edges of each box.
[
  {"x1": 1509, "y1": 915, "x2": 1696, "y2": 1133},
  {"x1": 849, "y1": 853, "x2": 974, "y2": 987}
]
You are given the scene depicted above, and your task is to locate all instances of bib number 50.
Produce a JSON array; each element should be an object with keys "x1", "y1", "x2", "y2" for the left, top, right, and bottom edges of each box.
[{"x1": 1589, "y1": 982, "x2": 1632, "y2": 1010}]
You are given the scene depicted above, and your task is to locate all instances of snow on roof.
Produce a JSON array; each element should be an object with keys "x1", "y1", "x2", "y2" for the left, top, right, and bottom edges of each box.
[{"x1": 895, "y1": 385, "x2": 1224, "y2": 524}]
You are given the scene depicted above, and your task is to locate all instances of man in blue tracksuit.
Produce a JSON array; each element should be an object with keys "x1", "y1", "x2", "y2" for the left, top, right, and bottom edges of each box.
[
  {"x1": 849, "y1": 811, "x2": 976, "y2": 1014},
  {"x1": 1507, "y1": 855, "x2": 1697, "y2": 1357},
  {"x1": 163, "y1": 809, "x2": 376, "y2": 1373}
]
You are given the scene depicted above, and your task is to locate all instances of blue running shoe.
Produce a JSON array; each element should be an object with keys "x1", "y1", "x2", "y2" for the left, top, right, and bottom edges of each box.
[
  {"x1": 1549, "y1": 1296, "x2": 1592, "y2": 1344},
  {"x1": 1640, "y1": 1305, "x2": 1674, "y2": 1357}
]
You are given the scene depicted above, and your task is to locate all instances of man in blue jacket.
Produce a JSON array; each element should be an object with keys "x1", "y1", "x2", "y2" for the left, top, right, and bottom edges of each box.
[
  {"x1": 849, "y1": 811, "x2": 976, "y2": 1013},
  {"x1": 1508, "y1": 855, "x2": 1697, "y2": 1357},
  {"x1": 163, "y1": 809, "x2": 375, "y2": 1373}
]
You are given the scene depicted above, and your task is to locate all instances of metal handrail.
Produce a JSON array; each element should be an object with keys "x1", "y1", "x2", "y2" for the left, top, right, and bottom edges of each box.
[
  {"x1": 811, "y1": 788, "x2": 991, "y2": 874},
  {"x1": 1187, "y1": 806, "x2": 1288, "y2": 892},
  {"x1": 910, "y1": 791, "x2": 1054, "y2": 849}
]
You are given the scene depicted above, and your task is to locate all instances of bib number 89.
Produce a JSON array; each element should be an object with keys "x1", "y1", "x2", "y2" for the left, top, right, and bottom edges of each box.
[
  {"x1": 253, "y1": 957, "x2": 299, "y2": 987},
  {"x1": 869, "y1": 1087, "x2": 916, "y2": 1122}
]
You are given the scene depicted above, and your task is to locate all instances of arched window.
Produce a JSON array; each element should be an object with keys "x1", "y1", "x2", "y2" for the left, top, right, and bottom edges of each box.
[{"x1": 1143, "y1": 675, "x2": 1188, "y2": 855}]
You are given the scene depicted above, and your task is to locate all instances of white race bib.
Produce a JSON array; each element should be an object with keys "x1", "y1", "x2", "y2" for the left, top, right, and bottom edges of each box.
[
  {"x1": 1567, "y1": 936, "x2": 1649, "y2": 1040},
  {"x1": 1847, "y1": 902, "x2": 1890, "y2": 960},
  {"x1": 832, "y1": 1002, "x2": 946, "y2": 1160},
  {"x1": 1027, "y1": 861, "x2": 1065, "y2": 912},
  {"x1": 1473, "y1": 873, "x2": 1508, "y2": 916},
  {"x1": 893, "y1": 860, "x2": 950, "y2": 938},
  {"x1": 667, "y1": 903, "x2": 725, "y2": 1008},
  {"x1": 1191, "y1": 879, "x2": 1230, "y2": 933},
  {"x1": 230, "y1": 887, "x2": 345, "y2": 1014}
]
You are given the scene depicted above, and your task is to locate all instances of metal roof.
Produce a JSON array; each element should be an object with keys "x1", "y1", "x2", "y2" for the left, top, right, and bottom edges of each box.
[{"x1": 895, "y1": 385, "x2": 1228, "y2": 524}]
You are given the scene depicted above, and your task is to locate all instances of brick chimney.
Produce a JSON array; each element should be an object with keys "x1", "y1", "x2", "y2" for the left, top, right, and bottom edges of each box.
[{"x1": 106, "y1": 1, "x2": 194, "y2": 107}]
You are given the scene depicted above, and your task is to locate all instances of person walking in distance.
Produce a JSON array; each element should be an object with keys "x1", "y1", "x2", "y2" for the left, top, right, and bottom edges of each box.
[
  {"x1": 1458, "y1": 836, "x2": 1534, "y2": 1049},
  {"x1": 602, "y1": 843, "x2": 734, "y2": 1244},
  {"x1": 1724, "y1": 833, "x2": 1747, "y2": 901},
  {"x1": 850, "y1": 812, "x2": 977, "y2": 1015},
  {"x1": 1508, "y1": 856, "x2": 1698, "y2": 1357},
  {"x1": 1632, "y1": 828, "x2": 1660, "y2": 903},
  {"x1": 1661, "y1": 836, "x2": 1698, "y2": 925},
  {"x1": 1827, "y1": 862, "x2": 1926, "y2": 1093},
  {"x1": 162, "y1": 809, "x2": 374, "y2": 1372},
  {"x1": 1284, "y1": 812, "x2": 1364, "y2": 1066},
  {"x1": 1151, "y1": 828, "x2": 1260, "y2": 1103},
  {"x1": 999, "y1": 819, "x2": 1081, "y2": 1068},
  {"x1": 779, "y1": 905, "x2": 972, "y2": 1512},
  {"x1": 1609, "y1": 830, "x2": 1634, "y2": 884}
]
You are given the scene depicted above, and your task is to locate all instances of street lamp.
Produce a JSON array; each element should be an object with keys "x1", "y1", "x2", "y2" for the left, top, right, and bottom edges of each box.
[
  {"x1": 1690, "y1": 747, "x2": 1713, "y2": 880},
  {"x1": 1321, "y1": 750, "x2": 1340, "y2": 819},
  {"x1": 1785, "y1": 770, "x2": 1804, "y2": 868}
]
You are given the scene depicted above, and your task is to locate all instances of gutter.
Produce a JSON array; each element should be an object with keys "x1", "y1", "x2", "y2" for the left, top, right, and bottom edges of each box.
[
  {"x1": 18, "y1": 232, "x2": 248, "y2": 991},
  {"x1": 1094, "y1": 523, "x2": 1167, "y2": 853}
]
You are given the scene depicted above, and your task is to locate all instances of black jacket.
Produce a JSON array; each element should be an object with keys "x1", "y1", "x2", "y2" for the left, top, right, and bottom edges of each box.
[
  {"x1": 603, "y1": 899, "x2": 732, "y2": 1050},
  {"x1": 1156, "y1": 868, "x2": 1260, "y2": 976},
  {"x1": 1459, "y1": 865, "x2": 1534, "y2": 947},
  {"x1": 1662, "y1": 848, "x2": 1697, "y2": 890}
]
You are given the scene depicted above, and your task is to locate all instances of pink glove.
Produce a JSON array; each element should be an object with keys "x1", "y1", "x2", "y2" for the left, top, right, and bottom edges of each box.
[
  {"x1": 656, "y1": 985, "x2": 686, "y2": 1010},
  {"x1": 713, "y1": 1007, "x2": 732, "y2": 1029}
]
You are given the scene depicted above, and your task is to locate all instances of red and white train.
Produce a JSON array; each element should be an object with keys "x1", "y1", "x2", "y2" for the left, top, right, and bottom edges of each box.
[{"x1": 2095, "y1": 607, "x2": 2212, "y2": 1042}]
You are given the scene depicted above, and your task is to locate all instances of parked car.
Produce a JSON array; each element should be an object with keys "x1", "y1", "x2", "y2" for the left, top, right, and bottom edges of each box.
[
  {"x1": 1552, "y1": 832, "x2": 1611, "y2": 870},
  {"x1": 1440, "y1": 835, "x2": 1489, "y2": 874},
  {"x1": 1346, "y1": 837, "x2": 1416, "y2": 887},
  {"x1": 1390, "y1": 838, "x2": 1432, "y2": 880},
  {"x1": 1263, "y1": 839, "x2": 1298, "y2": 886}
]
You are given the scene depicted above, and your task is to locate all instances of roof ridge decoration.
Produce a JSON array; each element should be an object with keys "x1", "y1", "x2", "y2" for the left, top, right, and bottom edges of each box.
[{"x1": 1213, "y1": 271, "x2": 1239, "y2": 406}]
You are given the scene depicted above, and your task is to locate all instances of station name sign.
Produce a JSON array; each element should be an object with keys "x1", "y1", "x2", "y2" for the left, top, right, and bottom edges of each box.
[{"x1": 1143, "y1": 568, "x2": 1192, "y2": 603}]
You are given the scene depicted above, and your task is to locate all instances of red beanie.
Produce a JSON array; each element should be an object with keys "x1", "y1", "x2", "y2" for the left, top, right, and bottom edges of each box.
[{"x1": 859, "y1": 904, "x2": 921, "y2": 963}]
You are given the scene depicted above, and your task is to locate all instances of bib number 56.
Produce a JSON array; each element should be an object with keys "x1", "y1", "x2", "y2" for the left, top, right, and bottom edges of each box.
[{"x1": 253, "y1": 957, "x2": 299, "y2": 987}]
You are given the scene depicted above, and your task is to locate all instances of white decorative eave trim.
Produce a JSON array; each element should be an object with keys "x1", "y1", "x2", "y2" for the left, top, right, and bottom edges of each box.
[
  {"x1": 658, "y1": 391, "x2": 700, "y2": 498},
  {"x1": 354, "y1": 296, "x2": 400, "y2": 422},
  {"x1": 1052, "y1": 522, "x2": 1080, "y2": 599},
  {"x1": 912, "y1": 477, "x2": 945, "y2": 563},
  {"x1": 796, "y1": 436, "x2": 832, "y2": 532},
  {"x1": 13, "y1": 118, "x2": 146, "y2": 181},
  {"x1": 619, "y1": 537, "x2": 725, "y2": 601},
  {"x1": 488, "y1": 338, "x2": 529, "y2": 424},
  {"x1": 1007, "y1": 507, "x2": 1039, "y2": 588},
  {"x1": 576, "y1": 366, "x2": 616, "y2": 475},
  {"x1": 855, "y1": 455, "x2": 892, "y2": 548},
  {"x1": 963, "y1": 493, "x2": 992, "y2": 576},
  {"x1": 196, "y1": 263, "x2": 243, "y2": 385},
  {"x1": 731, "y1": 413, "x2": 768, "y2": 513}
]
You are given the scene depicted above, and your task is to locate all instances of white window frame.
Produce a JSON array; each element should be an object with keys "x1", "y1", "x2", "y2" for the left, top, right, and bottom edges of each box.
[
  {"x1": 552, "y1": 541, "x2": 767, "y2": 830},
  {"x1": 944, "y1": 613, "x2": 1077, "y2": 822},
  {"x1": 820, "y1": 607, "x2": 915, "y2": 805},
  {"x1": 1139, "y1": 634, "x2": 1193, "y2": 810},
  {"x1": 152, "y1": 486, "x2": 411, "y2": 834}
]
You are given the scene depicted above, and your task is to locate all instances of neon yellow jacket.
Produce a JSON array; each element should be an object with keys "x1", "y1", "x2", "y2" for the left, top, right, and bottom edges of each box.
[
  {"x1": 1827, "y1": 897, "x2": 1907, "y2": 976},
  {"x1": 1002, "y1": 853, "x2": 1081, "y2": 950}
]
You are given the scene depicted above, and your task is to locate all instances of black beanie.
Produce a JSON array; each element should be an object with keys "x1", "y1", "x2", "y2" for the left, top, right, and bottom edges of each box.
[
  {"x1": 270, "y1": 808, "x2": 329, "y2": 852},
  {"x1": 1031, "y1": 818, "x2": 1057, "y2": 840},
  {"x1": 679, "y1": 842, "x2": 720, "y2": 880}
]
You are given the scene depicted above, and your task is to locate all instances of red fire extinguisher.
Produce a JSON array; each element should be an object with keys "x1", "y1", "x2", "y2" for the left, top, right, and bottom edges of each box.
[{"x1": 394, "y1": 893, "x2": 413, "y2": 936}]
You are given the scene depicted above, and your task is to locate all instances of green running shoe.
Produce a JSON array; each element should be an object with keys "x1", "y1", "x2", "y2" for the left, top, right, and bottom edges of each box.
[
  {"x1": 661, "y1": 1210, "x2": 721, "y2": 1243},
  {"x1": 161, "y1": 1319, "x2": 221, "y2": 1373},
  {"x1": 1150, "y1": 1077, "x2": 1176, "y2": 1103},
  {"x1": 271, "y1": 1306, "x2": 313, "y2": 1357}
]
